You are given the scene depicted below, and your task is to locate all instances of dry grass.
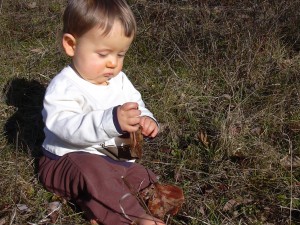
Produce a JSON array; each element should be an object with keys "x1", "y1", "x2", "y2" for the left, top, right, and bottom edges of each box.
[{"x1": 1, "y1": 0, "x2": 300, "y2": 224}]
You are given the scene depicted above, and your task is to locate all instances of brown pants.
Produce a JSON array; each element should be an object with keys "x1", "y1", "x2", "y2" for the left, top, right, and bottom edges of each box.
[{"x1": 38, "y1": 152, "x2": 157, "y2": 224}]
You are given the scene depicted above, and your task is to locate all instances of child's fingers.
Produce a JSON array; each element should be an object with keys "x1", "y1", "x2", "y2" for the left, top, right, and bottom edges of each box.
[
  {"x1": 128, "y1": 117, "x2": 141, "y2": 126},
  {"x1": 127, "y1": 109, "x2": 141, "y2": 118},
  {"x1": 139, "y1": 116, "x2": 146, "y2": 127},
  {"x1": 120, "y1": 102, "x2": 138, "y2": 111},
  {"x1": 150, "y1": 126, "x2": 159, "y2": 138},
  {"x1": 140, "y1": 118, "x2": 159, "y2": 137},
  {"x1": 123, "y1": 123, "x2": 141, "y2": 133}
]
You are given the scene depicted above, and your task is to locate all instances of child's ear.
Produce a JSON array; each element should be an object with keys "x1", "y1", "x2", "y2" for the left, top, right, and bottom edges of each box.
[{"x1": 62, "y1": 33, "x2": 76, "y2": 57}]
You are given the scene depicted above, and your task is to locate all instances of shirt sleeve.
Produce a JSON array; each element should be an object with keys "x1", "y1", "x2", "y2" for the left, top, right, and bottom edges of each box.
[{"x1": 121, "y1": 73, "x2": 158, "y2": 125}]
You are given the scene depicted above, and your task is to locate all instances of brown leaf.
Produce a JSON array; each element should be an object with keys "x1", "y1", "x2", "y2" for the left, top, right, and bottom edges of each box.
[
  {"x1": 26, "y1": 2, "x2": 37, "y2": 9},
  {"x1": 130, "y1": 127, "x2": 143, "y2": 158},
  {"x1": 146, "y1": 183, "x2": 185, "y2": 219},
  {"x1": 199, "y1": 206, "x2": 205, "y2": 216},
  {"x1": 223, "y1": 197, "x2": 253, "y2": 212},
  {"x1": 16, "y1": 204, "x2": 31, "y2": 213},
  {"x1": 222, "y1": 94, "x2": 232, "y2": 100},
  {"x1": 223, "y1": 199, "x2": 239, "y2": 212},
  {"x1": 174, "y1": 167, "x2": 183, "y2": 182},
  {"x1": 250, "y1": 127, "x2": 263, "y2": 136},
  {"x1": 0, "y1": 217, "x2": 8, "y2": 225},
  {"x1": 30, "y1": 48, "x2": 44, "y2": 53},
  {"x1": 229, "y1": 123, "x2": 242, "y2": 136},
  {"x1": 198, "y1": 130, "x2": 209, "y2": 148},
  {"x1": 288, "y1": 122, "x2": 300, "y2": 133},
  {"x1": 280, "y1": 155, "x2": 300, "y2": 169},
  {"x1": 48, "y1": 201, "x2": 61, "y2": 223}
]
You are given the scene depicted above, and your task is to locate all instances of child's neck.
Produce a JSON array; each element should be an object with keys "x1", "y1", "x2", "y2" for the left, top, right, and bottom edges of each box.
[{"x1": 70, "y1": 63, "x2": 109, "y2": 86}]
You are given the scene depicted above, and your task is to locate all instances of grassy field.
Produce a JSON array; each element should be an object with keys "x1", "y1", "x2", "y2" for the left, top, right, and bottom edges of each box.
[{"x1": 1, "y1": 0, "x2": 300, "y2": 224}]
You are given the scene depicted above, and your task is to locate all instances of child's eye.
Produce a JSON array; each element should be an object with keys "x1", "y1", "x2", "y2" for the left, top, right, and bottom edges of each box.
[
  {"x1": 118, "y1": 54, "x2": 125, "y2": 58},
  {"x1": 98, "y1": 53, "x2": 107, "y2": 57}
]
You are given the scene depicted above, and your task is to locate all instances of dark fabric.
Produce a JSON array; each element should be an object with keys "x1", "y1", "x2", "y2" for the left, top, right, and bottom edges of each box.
[
  {"x1": 38, "y1": 152, "x2": 157, "y2": 225},
  {"x1": 112, "y1": 105, "x2": 123, "y2": 134},
  {"x1": 42, "y1": 148, "x2": 61, "y2": 160}
]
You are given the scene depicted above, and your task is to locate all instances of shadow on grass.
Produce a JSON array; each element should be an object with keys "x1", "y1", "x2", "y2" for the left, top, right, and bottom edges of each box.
[
  {"x1": 2, "y1": 78, "x2": 88, "y2": 223},
  {"x1": 3, "y1": 78, "x2": 45, "y2": 173}
]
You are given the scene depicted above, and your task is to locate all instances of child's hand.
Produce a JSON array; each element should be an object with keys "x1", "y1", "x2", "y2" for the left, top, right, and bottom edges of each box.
[
  {"x1": 139, "y1": 116, "x2": 159, "y2": 138},
  {"x1": 117, "y1": 102, "x2": 141, "y2": 133}
]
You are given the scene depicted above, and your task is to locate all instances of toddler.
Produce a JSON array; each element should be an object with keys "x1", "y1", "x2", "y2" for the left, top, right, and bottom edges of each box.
[{"x1": 38, "y1": 0, "x2": 164, "y2": 224}]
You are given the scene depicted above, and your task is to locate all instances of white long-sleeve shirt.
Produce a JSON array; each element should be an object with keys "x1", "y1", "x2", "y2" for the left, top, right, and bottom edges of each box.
[{"x1": 42, "y1": 66, "x2": 156, "y2": 157}]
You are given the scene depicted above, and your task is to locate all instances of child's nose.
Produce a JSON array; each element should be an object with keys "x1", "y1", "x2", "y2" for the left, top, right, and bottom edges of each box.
[{"x1": 106, "y1": 59, "x2": 117, "y2": 68}]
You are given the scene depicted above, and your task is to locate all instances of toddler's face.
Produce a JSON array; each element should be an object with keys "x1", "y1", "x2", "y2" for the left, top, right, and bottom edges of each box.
[{"x1": 72, "y1": 21, "x2": 134, "y2": 85}]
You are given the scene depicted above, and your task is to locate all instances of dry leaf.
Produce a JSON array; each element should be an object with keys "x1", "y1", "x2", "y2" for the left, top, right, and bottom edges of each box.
[
  {"x1": 30, "y1": 48, "x2": 44, "y2": 54},
  {"x1": 26, "y1": 2, "x2": 37, "y2": 9},
  {"x1": 0, "y1": 217, "x2": 8, "y2": 225},
  {"x1": 130, "y1": 127, "x2": 143, "y2": 158},
  {"x1": 223, "y1": 197, "x2": 253, "y2": 212},
  {"x1": 229, "y1": 123, "x2": 242, "y2": 136},
  {"x1": 16, "y1": 204, "x2": 31, "y2": 213},
  {"x1": 140, "y1": 183, "x2": 185, "y2": 219},
  {"x1": 199, "y1": 206, "x2": 205, "y2": 216},
  {"x1": 223, "y1": 199, "x2": 238, "y2": 212},
  {"x1": 198, "y1": 130, "x2": 209, "y2": 148},
  {"x1": 250, "y1": 127, "x2": 263, "y2": 136},
  {"x1": 280, "y1": 155, "x2": 300, "y2": 169},
  {"x1": 48, "y1": 201, "x2": 61, "y2": 223},
  {"x1": 222, "y1": 94, "x2": 232, "y2": 100},
  {"x1": 174, "y1": 167, "x2": 183, "y2": 182},
  {"x1": 288, "y1": 122, "x2": 300, "y2": 133}
]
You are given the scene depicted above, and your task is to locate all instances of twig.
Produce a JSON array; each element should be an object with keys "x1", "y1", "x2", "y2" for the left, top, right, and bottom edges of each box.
[
  {"x1": 9, "y1": 208, "x2": 16, "y2": 225},
  {"x1": 280, "y1": 206, "x2": 300, "y2": 212},
  {"x1": 28, "y1": 202, "x2": 62, "y2": 225},
  {"x1": 283, "y1": 132, "x2": 294, "y2": 225},
  {"x1": 119, "y1": 193, "x2": 135, "y2": 222},
  {"x1": 288, "y1": 137, "x2": 293, "y2": 225},
  {"x1": 11, "y1": 132, "x2": 19, "y2": 225}
]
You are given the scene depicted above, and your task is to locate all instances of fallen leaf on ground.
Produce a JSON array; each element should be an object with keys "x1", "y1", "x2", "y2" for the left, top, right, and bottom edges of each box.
[
  {"x1": 26, "y1": 2, "x2": 37, "y2": 9},
  {"x1": 140, "y1": 183, "x2": 184, "y2": 219},
  {"x1": 223, "y1": 199, "x2": 239, "y2": 212},
  {"x1": 0, "y1": 217, "x2": 8, "y2": 225},
  {"x1": 223, "y1": 197, "x2": 253, "y2": 212},
  {"x1": 30, "y1": 48, "x2": 44, "y2": 54},
  {"x1": 16, "y1": 204, "x2": 31, "y2": 213},
  {"x1": 198, "y1": 130, "x2": 209, "y2": 148},
  {"x1": 48, "y1": 201, "x2": 61, "y2": 223},
  {"x1": 280, "y1": 155, "x2": 300, "y2": 169}
]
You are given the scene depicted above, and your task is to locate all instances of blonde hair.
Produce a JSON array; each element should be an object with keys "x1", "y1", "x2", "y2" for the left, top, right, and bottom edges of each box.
[{"x1": 63, "y1": 0, "x2": 136, "y2": 37}]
